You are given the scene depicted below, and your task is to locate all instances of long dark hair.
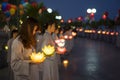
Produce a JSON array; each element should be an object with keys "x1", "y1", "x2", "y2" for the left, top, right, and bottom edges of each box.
[
  {"x1": 19, "y1": 17, "x2": 39, "y2": 49},
  {"x1": 42, "y1": 20, "x2": 57, "y2": 34}
]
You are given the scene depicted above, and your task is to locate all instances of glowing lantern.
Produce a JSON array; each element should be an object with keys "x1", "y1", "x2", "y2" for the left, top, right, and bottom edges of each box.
[
  {"x1": 63, "y1": 60, "x2": 69, "y2": 69},
  {"x1": 55, "y1": 39, "x2": 60, "y2": 44},
  {"x1": 84, "y1": 30, "x2": 89, "y2": 33},
  {"x1": 102, "y1": 31, "x2": 106, "y2": 34},
  {"x1": 97, "y1": 30, "x2": 101, "y2": 34},
  {"x1": 102, "y1": 14, "x2": 107, "y2": 20},
  {"x1": 56, "y1": 39, "x2": 65, "y2": 47},
  {"x1": 5, "y1": 45, "x2": 8, "y2": 50},
  {"x1": 90, "y1": 13, "x2": 94, "y2": 18},
  {"x1": 68, "y1": 19, "x2": 72, "y2": 23},
  {"x1": 106, "y1": 31, "x2": 109, "y2": 35},
  {"x1": 89, "y1": 30, "x2": 92, "y2": 33},
  {"x1": 77, "y1": 16, "x2": 83, "y2": 21},
  {"x1": 79, "y1": 28, "x2": 83, "y2": 32},
  {"x1": 42, "y1": 45, "x2": 55, "y2": 56},
  {"x1": 92, "y1": 30, "x2": 96, "y2": 33},
  {"x1": 116, "y1": 32, "x2": 119, "y2": 36},
  {"x1": 110, "y1": 32, "x2": 114, "y2": 36},
  {"x1": 30, "y1": 52, "x2": 46, "y2": 63},
  {"x1": 72, "y1": 32, "x2": 77, "y2": 36},
  {"x1": 60, "y1": 19, "x2": 64, "y2": 23},
  {"x1": 64, "y1": 35, "x2": 68, "y2": 39},
  {"x1": 69, "y1": 36, "x2": 73, "y2": 39},
  {"x1": 57, "y1": 47, "x2": 66, "y2": 54}
]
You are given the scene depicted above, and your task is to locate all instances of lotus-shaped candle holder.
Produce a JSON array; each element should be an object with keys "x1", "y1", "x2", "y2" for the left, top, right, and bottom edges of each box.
[
  {"x1": 30, "y1": 52, "x2": 46, "y2": 63},
  {"x1": 42, "y1": 45, "x2": 55, "y2": 56}
]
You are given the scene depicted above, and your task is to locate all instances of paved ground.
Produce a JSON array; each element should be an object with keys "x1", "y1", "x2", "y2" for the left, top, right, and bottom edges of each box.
[
  {"x1": 0, "y1": 37, "x2": 120, "y2": 80},
  {"x1": 60, "y1": 37, "x2": 120, "y2": 80}
]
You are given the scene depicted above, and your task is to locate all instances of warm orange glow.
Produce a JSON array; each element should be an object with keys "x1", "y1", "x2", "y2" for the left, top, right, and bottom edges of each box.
[
  {"x1": 68, "y1": 19, "x2": 72, "y2": 23},
  {"x1": 84, "y1": 30, "x2": 89, "y2": 33},
  {"x1": 64, "y1": 35, "x2": 68, "y2": 39},
  {"x1": 42, "y1": 45, "x2": 55, "y2": 56},
  {"x1": 106, "y1": 31, "x2": 109, "y2": 35},
  {"x1": 63, "y1": 60, "x2": 69, "y2": 68},
  {"x1": 57, "y1": 39, "x2": 65, "y2": 47},
  {"x1": 89, "y1": 30, "x2": 92, "y2": 33},
  {"x1": 72, "y1": 32, "x2": 77, "y2": 36},
  {"x1": 60, "y1": 19, "x2": 64, "y2": 23},
  {"x1": 102, "y1": 31, "x2": 106, "y2": 34},
  {"x1": 116, "y1": 32, "x2": 119, "y2": 36},
  {"x1": 79, "y1": 28, "x2": 83, "y2": 32},
  {"x1": 92, "y1": 30, "x2": 96, "y2": 33},
  {"x1": 5, "y1": 45, "x2": 8, "y2": 50},
  {"x1": 30, "y1": 52, "x2": 46, "y2": 63},
  {"x1": 110, "y1": 32, "x2": 115, "y2": 36},
  {"x1": 69, "y1": 36, "x2": 73, "y2": 39},
  {"x1": 57, "y1": 47, "x2": 66, "y2": 54},
  {"x1": 97, "y1": 30, "x2": 101, "y2": 34}
]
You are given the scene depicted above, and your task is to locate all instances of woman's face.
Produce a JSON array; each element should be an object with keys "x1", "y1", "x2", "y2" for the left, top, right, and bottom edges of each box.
[
  {"x1": 50, "y1": 23, "x2": 55, "y2": 33},
  {"x1": 33, "y1": 26, "x2": 38, "y2": 35}
]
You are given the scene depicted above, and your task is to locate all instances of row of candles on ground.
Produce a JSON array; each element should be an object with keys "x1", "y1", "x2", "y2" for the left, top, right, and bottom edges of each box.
[{"x1": 78, "y1": 28, "x2": 119, "y2": 36}]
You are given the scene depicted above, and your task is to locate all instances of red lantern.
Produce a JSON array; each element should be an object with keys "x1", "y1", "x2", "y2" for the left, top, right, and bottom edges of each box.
[
  {"x1": 102, "y1": 14, "x2": 107, "y2": 20},
  {"x1": 110, "y1": 32, "x2": 114, "y2": 36},
  {"x1": 77, "y1": 16, "x2": 83, "y2": 21},
  {"x1": 90, "y1": 13, "x2": 94, "y2": 18},
  {"x1": 57, "y1": 47, "x2": 66, "y2": 54},
  {"x1": 68, "y1": 19, "x2": 72, "y2": 23}
]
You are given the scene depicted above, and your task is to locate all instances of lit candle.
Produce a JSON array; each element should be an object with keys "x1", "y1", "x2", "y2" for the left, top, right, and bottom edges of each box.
[
  {"x1": 69, "y1": 35, "x2": 73, "y2": 39},
  {"x1": 30, "y1": 52, "x2": 46, "y2": 63},
  {"x1": 63, "y1": 60, "x2": 69, "y2": 69},
  {"x1": 72, "y1": 32, "x2": 77, "y2": 36},
  {"x1": 57, "y1": 47, "x2": 66, "y2": 54},
  {"x1": 64, "y1": 35, "x2": 68, "y2": 39},
  {"x1": 57, "y1": 39, "x2": 65, "y2": 47},
  {"x1": 42, "y1": 45, "x2": 55, "y2": 56}
]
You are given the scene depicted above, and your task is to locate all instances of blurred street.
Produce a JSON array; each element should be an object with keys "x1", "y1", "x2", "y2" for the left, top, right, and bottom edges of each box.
[{"x1": 60, "y1": 37, "x2": 120, "y2": 80}]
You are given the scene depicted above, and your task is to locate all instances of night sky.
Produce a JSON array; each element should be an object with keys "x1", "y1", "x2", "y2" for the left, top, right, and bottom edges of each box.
[{"x1": 36, "y1": 0, "x2": 120, "y2": 21}]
